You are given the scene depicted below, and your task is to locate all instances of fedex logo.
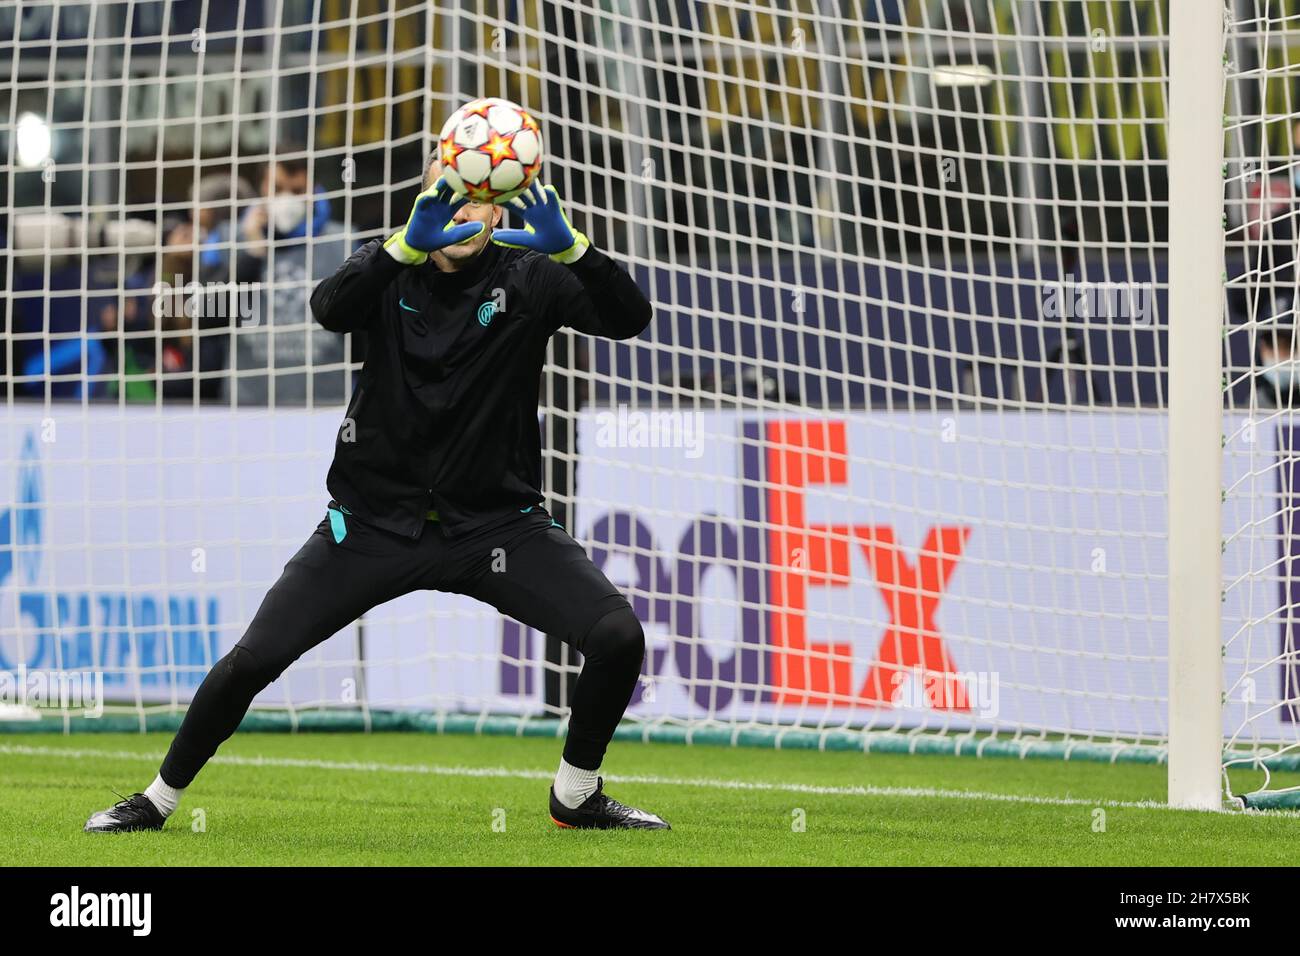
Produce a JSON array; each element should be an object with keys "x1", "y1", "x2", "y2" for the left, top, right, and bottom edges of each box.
[
  {"x1": 502, "y1": 418, "x2": 977, "y2": 714},
  {"x1": 761, "y1": 420, "x2": 971, "y2": 709}
]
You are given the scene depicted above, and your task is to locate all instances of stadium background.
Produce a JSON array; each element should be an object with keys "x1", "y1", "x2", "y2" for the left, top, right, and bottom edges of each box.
[
  {"x1": 1, "y1": 0, "x2": 1299, "y2": 803},
  {"x1": 5, "y1": 1, "x2": 1297, "y2": 408}
]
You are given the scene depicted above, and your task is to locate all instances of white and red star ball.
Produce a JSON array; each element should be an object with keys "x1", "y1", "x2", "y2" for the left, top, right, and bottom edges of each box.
[{"x1": 438, "y1": 97, "x2": 543, "y2": 204}]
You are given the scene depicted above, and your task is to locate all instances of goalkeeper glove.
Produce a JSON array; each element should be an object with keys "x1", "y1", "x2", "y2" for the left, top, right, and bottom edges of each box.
[
  {"x1": 384, "y1": 178, "x2": 484, "y2": 264},
  {"x1": 490, "y1": 183, "x2": 591, "y2": 264}
]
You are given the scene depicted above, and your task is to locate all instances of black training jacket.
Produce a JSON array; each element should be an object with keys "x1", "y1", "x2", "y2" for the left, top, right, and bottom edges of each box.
[{"x1": 309, "y1": 238, "x2": 652, "y2": 538}]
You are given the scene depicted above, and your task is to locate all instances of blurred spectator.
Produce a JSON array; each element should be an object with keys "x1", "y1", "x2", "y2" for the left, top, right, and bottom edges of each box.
[
  {"x1": 94, "y1": 268, "x2": 158, "y2": 402},
  {"x1": 214, "y1": 149, "x2": 351, "y2": 406},
  {"x1": 1237, "y1": 122, "x2": 1300, "y2": 325},
  {"x1": 1256, "y1": 313, "x2": 1300, "y2": 409},
  {"x1": 165, "y1": 173, "x2": 257, "y2": 400},
  {"x1": 10, "y1": 213, "x2": 154, "y2": 399},
  {"x1": 94, "y1": 172, "x2": 257, "y2": 402},
  {"x1": 10, "y1": 268, "x2": 109, "y2": 400}
]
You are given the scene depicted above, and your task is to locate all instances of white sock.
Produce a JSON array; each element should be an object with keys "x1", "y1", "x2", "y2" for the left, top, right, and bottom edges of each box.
[
  {"x1": 144, "y1": 774, "x2": 185, "y2": 818},
  {"x1": 553, "y1": 757, "x2": 599, "y2": 809}
]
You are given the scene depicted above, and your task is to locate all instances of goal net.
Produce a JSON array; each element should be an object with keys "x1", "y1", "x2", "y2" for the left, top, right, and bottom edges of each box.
[
  {"x1": 2, "y1": 0, "x2": 1297, "y2": 809},
  {"x1": 1222, "y1": 2, "x2": 1300, "y2": 809}
]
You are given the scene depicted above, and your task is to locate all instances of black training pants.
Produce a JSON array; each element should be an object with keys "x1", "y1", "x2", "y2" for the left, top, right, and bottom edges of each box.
[{"x1": 159, "y1": 504, "x2": 643, "y2": 788}]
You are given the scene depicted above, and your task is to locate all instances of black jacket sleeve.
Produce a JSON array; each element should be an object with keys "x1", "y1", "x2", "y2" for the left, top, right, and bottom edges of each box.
[
  {"x1": 545, "y1": 246, "x2": 653, "y2": 340},
  {"x1": 310, "y1": 238, "x2": 408, "y2": 333}
]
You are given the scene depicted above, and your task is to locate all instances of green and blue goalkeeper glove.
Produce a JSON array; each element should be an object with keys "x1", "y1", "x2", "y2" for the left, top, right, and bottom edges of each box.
[
  {"x1": 384, "y1": 177, "x2": 484, "y2": 264},
  {"x1": 491, "y1": 183, "x2": 591, "y2": 264}
]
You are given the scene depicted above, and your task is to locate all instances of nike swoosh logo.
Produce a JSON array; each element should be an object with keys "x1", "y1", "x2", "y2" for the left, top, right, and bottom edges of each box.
[{"x1": 399, "y1": 297, "x2": 419, "y2": 312}]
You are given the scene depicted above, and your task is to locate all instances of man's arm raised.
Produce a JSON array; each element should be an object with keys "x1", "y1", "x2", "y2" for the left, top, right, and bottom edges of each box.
[
  {"x1": 492, "y1": 183, "x2": 652, "y2": 341},
  {"x1": 311, "y1": 178, "x2": 484, "y2": 333}
]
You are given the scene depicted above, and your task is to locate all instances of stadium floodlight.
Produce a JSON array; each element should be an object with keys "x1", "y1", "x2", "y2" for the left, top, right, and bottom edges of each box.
[
  {"x1": 931, "y1": 63, "x2": 994, "y2": 88},
  {"x1": 15, "y1": 112, "x2": 51, "y2": 167}
]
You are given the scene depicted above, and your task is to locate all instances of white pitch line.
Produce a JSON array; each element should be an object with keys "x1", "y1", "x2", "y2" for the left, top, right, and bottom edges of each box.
[{"x1": 2, "y1": 742, "x2": 1295, "y2": 816}]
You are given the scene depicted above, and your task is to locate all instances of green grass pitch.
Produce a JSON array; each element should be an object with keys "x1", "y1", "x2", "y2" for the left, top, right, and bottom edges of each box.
[{"x1": 3, "y1": 731, "x2": 1299, "y2": 866}]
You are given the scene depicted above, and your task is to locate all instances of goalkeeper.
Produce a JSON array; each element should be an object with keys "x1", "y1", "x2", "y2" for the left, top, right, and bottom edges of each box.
[{"x1": 85, "y1": 160, "x2": 667, "y2": 832}]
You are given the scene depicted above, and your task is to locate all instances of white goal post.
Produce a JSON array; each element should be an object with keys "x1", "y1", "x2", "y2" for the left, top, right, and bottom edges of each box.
[
  {"x1": 2, "y1": 0, "x2": 1299, "y2": 811},
  {"x1": 1166, "y1": 0, "x2": 1225, "y2": 810}
]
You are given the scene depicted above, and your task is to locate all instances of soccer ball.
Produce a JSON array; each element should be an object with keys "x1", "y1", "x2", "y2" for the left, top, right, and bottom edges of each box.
[{"x1": 437, "y1": 98, "x2": 543, "y2": 204}]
